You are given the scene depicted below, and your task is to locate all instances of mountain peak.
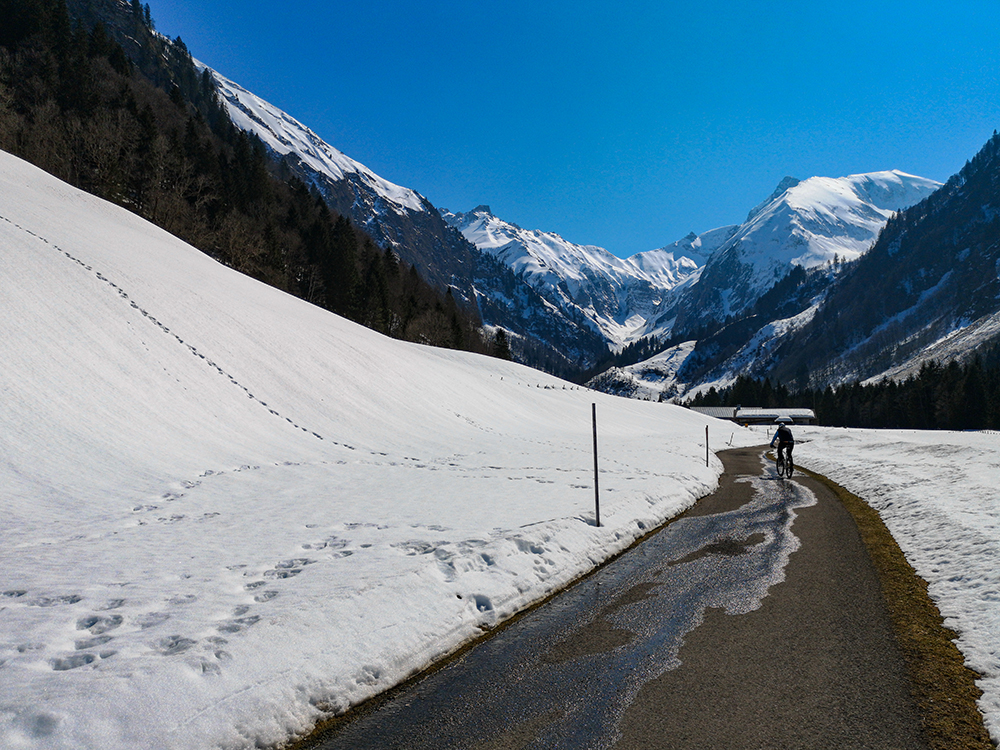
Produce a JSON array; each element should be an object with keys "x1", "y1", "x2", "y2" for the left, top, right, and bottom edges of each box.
[
  {"x1": 471, "y1": 204, "x2": 493, "y2": 216},
  {"x1": 774, "y1": 175, "x2": 802, "y2": 192},
  {"x1": 746, "y1": 176, "x2": 801, "y2": 222}
]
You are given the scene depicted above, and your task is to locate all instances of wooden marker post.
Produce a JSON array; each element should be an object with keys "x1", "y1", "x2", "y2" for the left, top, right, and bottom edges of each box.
[{"x1": 592, "y1": 403, "x2": 601, "y2": 527}]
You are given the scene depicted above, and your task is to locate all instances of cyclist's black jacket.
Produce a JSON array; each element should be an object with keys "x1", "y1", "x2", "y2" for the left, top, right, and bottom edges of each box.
[{"x1": 771, "y1": 425, "x2": 794, "y2": 445}]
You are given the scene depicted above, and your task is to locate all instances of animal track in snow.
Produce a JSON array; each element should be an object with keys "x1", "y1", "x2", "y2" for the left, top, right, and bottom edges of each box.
[
  {"x1": 8, "y1": 217, "x2": 335, "y2": 443},
  {"x1": 263, "y1": 560, "x2": 308, "y2": 579},
  {"x1": 153, "y1": 635, "x2": 197, "y2": 656},
  {"x1": 216, "y1": 615, "x2": 260, "y2": 634},
  {"x1": 74, "y1": 635, "x2": 113, "y2": 650},
  {"x1": 51, "y1": 653, "x2": 97, "y2": 671}
]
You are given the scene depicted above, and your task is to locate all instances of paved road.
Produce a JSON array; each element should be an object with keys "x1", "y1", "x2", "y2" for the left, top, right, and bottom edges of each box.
[{"x1": 301, "y1": 447, "x2": 928, "y2": 749}]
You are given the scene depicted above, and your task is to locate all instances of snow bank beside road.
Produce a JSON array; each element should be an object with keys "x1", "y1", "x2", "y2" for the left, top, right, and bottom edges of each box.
[
  {"x1": 797, "y1": 427, "x2": 1000, "y2": 744},
  {"x1": 0, "y1": 150, "x2": 760, "y2": 750}
]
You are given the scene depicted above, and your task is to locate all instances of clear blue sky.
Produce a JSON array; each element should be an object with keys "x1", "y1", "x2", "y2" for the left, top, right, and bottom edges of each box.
[{"x1": 152, "y1": 0, "x2": 1000, "y2": 258}]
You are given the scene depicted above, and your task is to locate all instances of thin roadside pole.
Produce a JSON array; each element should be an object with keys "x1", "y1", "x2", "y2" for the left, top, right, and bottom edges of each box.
[
  {"x1": 706, "y1": 425, "x2": 709, "y2": 467},
  {"x1": 592, "y1": 403, "x2": 601, "y2": 527}
]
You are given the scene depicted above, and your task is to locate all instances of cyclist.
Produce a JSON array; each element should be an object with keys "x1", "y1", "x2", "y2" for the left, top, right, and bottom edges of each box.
[{"x1": 770, "y1": 419, "x2": 794, "y2": 474}]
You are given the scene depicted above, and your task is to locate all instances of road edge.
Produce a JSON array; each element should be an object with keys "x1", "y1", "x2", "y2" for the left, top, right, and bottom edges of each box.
[
  {"x1": 286, "y1": 450, "x2": 750, "y2": 749},
  {"x1": 795, "y1": 462, "x2": 995, "y2": 750}
]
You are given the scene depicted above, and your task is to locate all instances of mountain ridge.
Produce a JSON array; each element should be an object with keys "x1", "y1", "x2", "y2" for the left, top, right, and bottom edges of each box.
[
  {"x1": 202, "y1": 66, "x2": 612, "y2": 375},
  {"x1": 440, "y1": 205, "x2": 723, "y2": 346},
  {"x1": 195, "y1": 51, "x2": 943, "y2": 383}
]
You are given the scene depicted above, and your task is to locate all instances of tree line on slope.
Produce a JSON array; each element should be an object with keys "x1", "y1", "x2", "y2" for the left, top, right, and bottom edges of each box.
[
  {"x1": 0, "y1": 0, "x2": 510, "y2": 358},
  {"x1": 684, "y1": 353, "x2": 1000, "y2": 430}
]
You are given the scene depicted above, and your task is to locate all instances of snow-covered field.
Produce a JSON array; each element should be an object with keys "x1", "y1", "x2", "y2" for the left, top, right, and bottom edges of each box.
[
  {"x1": 0, "y1": 150, "x2": 762, "y2": 749},
  {"x1": 797, "y1": 427, "x2": 1000, "y2": 744}
]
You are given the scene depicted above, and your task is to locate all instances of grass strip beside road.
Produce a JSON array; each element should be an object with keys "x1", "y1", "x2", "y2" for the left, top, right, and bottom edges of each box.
[{"x1": 796, "y1": 464, "x2": 995, "y2": 750}]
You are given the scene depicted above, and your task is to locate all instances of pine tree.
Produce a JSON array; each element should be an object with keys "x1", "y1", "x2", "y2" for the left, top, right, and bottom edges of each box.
[{"x1": 493, "y1": 329, "x2": 513, "y2": 361}]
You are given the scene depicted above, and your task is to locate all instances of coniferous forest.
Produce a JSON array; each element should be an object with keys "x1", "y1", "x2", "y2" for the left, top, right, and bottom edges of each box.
[
  {"x1": 0, "y1": 0, "x2": 505, "y2": 357},
  {"x1": 685, "y1": 352, "x2": 1000, "y2": 431}
]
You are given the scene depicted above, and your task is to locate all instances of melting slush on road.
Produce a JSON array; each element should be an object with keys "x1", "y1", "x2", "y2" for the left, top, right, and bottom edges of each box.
[{"x1": 313, "y1": 472, "x2": 817, "y2": 749}]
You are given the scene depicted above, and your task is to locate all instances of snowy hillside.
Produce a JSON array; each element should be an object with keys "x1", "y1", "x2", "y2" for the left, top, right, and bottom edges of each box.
[
  {"x1": 442, "y1": 205, "x2": 734, "y2": 346},
  {"x1": 0, "y1": 150, "x2": 761, "y2": 750},
  {"x1": 872, "y1": 309, "x2": 1000, "y2": 384}
]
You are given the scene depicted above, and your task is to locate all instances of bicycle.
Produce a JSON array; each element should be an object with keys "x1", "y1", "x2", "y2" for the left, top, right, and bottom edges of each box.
[{"x1": 775, "y1": 445, "x2": 794, "y2": 478}]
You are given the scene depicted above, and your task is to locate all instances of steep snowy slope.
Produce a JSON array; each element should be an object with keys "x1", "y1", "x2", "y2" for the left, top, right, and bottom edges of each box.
[
  {"x1": 0, "y1": 150, "x2": 757, "y2": 750},
  {"x1": 210, "y1": 68, "x2": 427, "y2": 214},
  {"x1": 587, "y1": 342, "x2": 699, "y2": 400},
  {"x1": 442, "y1": 205, "x2": 735, "y2": 346}
]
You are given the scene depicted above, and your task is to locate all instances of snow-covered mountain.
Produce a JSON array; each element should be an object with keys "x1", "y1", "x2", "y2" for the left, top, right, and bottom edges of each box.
[
  {"x1": 594, "y1": 133, "x2": 1000, "y2": 401},
  {"x1": 441, "y1": 206, "x2": 733, "y2": 345},
  {"x1": 446, "y1": 172, "x2": 939, "y2": 359},
  {"x1": 205, "y1": 59, "x2": 945, "y2": 384},
  {"x1": 668, "y1": 170, "x2": 942, "y2": 333},
  {"x1": 204, "y1": 66, "x2": 611, "y2": 372},
  {"x1": 769, "y1": 132, "x2": 1000, "y2": 389},
  {"x1": 588, "y1": 170, "x2": 945, "y2": 399}
]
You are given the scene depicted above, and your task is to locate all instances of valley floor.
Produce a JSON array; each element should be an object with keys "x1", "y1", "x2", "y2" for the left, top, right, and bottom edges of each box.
[{"x1": 296, "y1": 448, "x2": 929, "y2": 750}]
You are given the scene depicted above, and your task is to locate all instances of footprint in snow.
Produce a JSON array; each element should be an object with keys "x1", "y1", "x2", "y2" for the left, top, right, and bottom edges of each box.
[
  {"x1": 136, "y1": 612, "x2": 171, "y2": 630},
  {"x1": 74, "y1": 635, "x2": 113, "y2": 650},
  {"x1": 51, "y1": 653, "x2": 97, "y2": 671},
  {"x1": 76, "y1": 614, "x2": 123, "y2": 634},
  {"x1": 153, "y1": 635, "x2": 197, "y2": 656},
  {"x1": 216, "y1": 615, "x2": 260, "y2": 634},
  {"x1": 28, "y1": 594, "x2": 82, "y2": 607}
]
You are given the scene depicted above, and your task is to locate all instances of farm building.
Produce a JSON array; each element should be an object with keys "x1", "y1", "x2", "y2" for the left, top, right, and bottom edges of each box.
[{"x1": 687, "y1": 406, "x2": 817, "y2": 426}]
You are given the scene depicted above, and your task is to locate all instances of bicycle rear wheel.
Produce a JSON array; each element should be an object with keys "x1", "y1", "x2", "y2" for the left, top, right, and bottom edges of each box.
[{"x1": 775, "y1": 453, "x2": 786, "y2": 478}]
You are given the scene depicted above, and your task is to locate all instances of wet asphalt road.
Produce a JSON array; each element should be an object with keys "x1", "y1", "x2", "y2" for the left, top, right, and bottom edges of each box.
[{"x1": 302, "y1": 447, "x2": 927, "y2": 749}]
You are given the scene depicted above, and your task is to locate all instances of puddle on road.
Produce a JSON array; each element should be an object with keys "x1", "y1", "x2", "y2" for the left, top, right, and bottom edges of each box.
[{"x1": 313, "y1": 470, "x2": 817, "y2": 750}]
